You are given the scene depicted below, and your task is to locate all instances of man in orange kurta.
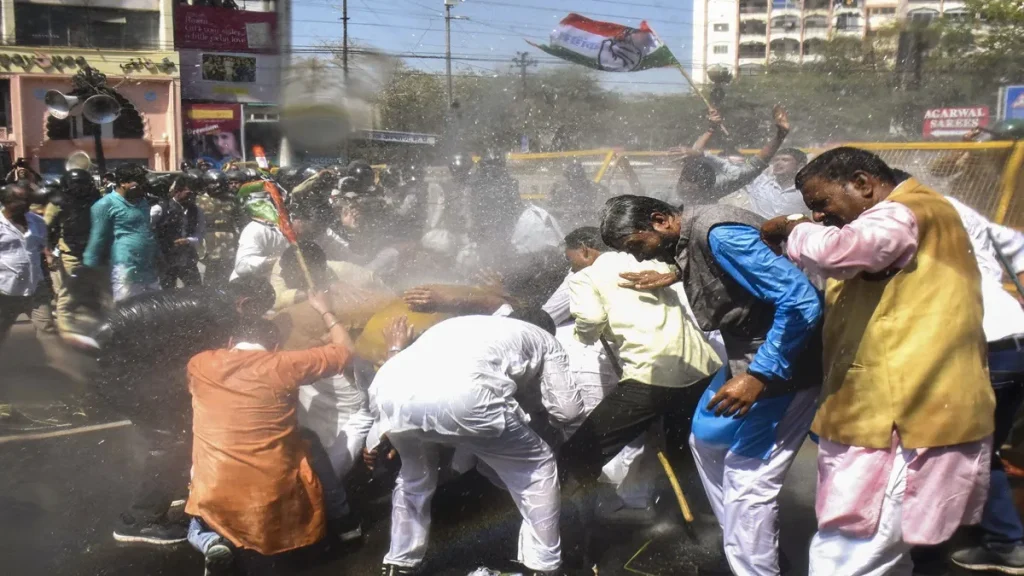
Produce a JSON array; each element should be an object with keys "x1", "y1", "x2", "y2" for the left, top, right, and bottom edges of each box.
[{"x1": 185, "y1": 292, "x2": 354, "y2": 558}]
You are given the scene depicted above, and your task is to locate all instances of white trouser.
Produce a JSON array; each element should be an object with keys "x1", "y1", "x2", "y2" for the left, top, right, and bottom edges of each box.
[
  {"x1": 298, "y1": 374, "x2": 375, "y2": 478},
  {"x1": 808, "y1": 448, "x2": 913, "y2": 576},
  {"x1": 385, "y1": 412, "x2": 562, "y2": 571},
  {"x1": 689, "y1": 387, "x2": 818, "y2": 576}
]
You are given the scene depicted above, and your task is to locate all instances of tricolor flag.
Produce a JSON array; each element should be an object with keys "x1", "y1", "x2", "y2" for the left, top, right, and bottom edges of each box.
[{"x1": 528, "y1": 13, "x2": 679, "y2": 73}]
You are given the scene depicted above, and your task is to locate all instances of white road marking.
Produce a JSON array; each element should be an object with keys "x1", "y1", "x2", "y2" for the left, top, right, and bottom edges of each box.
[{"x1": 0, "y1": 420, "x2": 132, "y2": 444}]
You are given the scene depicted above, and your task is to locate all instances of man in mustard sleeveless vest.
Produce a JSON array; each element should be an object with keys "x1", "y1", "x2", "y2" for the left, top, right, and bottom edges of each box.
[{"x1": 762, "y1": 147, "x2": 995, "y2": 576}]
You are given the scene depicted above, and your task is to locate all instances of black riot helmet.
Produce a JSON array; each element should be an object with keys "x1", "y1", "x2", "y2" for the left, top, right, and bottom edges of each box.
[
  {"x1": 202, "y1": 169, "x2": 230, "y2": 198},
  {"x1": 449, "y1": 153, "x2": 473, "y2": 182},
  {"x1": 61, "y1": 168, "x2": 98, "y2": 200},
  {"x1": 242, "y1": 167, "x2": 261, "y2": 181},
  {"x1": 277, "y1": 165, "x2": 318, "y2": 191},
  {"x1": 39, "y1": 181, "x2": 63, "y2": 206},
  {"x1": 377, "y1": 166, "x2": 401, "y2": 191},
  {"x1": 223, "y1": 168, "x2": 246, "y2": 184},
  {"x1": 346, "y1": 160, "x2": 375, "y2": 192},
  {"x1": 146, "y1": 172, "x2": 176, "y2": 200}
]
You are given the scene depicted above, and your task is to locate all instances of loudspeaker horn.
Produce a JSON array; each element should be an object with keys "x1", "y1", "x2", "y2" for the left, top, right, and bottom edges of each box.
[
  {"x1": 44, "y1": 90, "x2": 81, "y2": 120},
  {"x1": 82, "y1": 94, "x2": 121, "y2": 124},
  {"x1": 65, "y1": 150, "x2": 92, "y2": 172}
]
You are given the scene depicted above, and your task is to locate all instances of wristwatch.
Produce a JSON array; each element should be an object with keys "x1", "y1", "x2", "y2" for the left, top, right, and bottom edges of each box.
[{"x1": 786, "y1": 213, "x2": 806, "y2": 222}]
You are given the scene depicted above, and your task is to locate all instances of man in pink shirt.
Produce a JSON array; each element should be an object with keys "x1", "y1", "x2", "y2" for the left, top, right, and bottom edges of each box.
[{"x1": 761, "y1": 147, "x2": 995, "y2": 576}]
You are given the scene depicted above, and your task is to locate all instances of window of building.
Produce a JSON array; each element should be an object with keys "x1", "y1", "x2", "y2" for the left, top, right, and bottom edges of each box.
[
  {"x1": 805, "y1": 0, "x2": 830, "y2": 9},
  {"x1": 739, "y1": 43, "x2": 766, "y2": 58},
  {"x1": 835, "y1": 13, "x2": 862, "y2": 30},
  {"x1": 15, "y1": 4, "x2": 159, "y2": 49},
  {"x1": 773, "y1": 0, "x2": 801, "y2": 9},
  {"x1": 713, "y1": 23, "x2": 730, "y2": 32},
  {"x1": 739, "y1": 0, "x2": 768, "y2": 14},
  {"x1": 771, "y1": 15, "x2": 800, "y2": 32},
  {"x1": 909, "y1": 8, "x2": 938, "y2": 24},
  {"x1": 740, "y1": 19, "x2": 767, "y2": 35},
  {"x1": 713, "y1": 45, "x2": 730, "y2": 54},
  {"x1": 804, "y1": 15, "x2": 828, "y2": 28},
  {"x1": 0, "y1": 80, "x2": 10, "y2": 130},
  {"x1": 869, "y1": 7, "x2": 897, "y2": 15}
]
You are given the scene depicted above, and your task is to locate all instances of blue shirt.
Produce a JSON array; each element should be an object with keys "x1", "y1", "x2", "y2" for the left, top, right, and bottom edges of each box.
[
  {"x1": 707, "y1": 224, "x2": 822, "y2": 381},
  {"x1": 84, "y1": 192, "x2": 159, "y2": 285},
  {"x1": 691, "y1": 225, "x2": 822, "y2": 458}
]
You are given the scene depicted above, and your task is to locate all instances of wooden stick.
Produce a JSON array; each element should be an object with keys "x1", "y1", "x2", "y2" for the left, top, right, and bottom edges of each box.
[{"x1": 657, "y1": 450, "x2": 694, "y2": 524}]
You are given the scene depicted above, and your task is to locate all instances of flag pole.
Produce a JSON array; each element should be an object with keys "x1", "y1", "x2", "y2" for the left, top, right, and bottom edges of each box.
[
  {"x1": 649, "y1": 27, "x2": 730, "y2": 137},
  {"x1": 261, "y1": 177, "x2": 316, "y2": 290}
]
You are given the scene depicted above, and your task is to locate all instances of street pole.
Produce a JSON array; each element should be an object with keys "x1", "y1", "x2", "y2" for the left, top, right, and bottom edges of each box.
[
  {"x1": 445, "y1": 1, "x2": 453, "y2": 107},
  {"x1": 511, "y1": 51, "x2": 536, "y2": 93},
  {"x1": 342, "y1": 0, "x2": 349, "y2": 81},
  {"x1": 92, "y1": 129, "x2": 106, "y2": 174}
]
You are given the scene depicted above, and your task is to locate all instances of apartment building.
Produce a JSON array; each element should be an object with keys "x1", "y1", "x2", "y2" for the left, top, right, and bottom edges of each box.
[{"x1": 690, "y1": 0, "x2": 966, "y2": 84}]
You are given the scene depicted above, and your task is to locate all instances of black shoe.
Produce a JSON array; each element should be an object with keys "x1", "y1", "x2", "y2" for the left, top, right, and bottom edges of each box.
[
  {"x1": 951, "y1": 544, "x2": 1024, "y2": 575},
  {"x1": 204, "y1": 541, "x2": 234, "y2": 576},
  {"x1": 380, "y1": 564, "x2": 418, "y2": 576},
  {"x1": 329, "y1": 514, "x2": 363, "y2": 543},
  {"x1": 112, "y1": 514, "x2": 187, "y2": 545}
]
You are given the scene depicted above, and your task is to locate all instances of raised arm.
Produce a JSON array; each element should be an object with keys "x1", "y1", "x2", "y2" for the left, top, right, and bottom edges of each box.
[{"x1": 710, "y1": 105, "x2": 789, "y2": 197}]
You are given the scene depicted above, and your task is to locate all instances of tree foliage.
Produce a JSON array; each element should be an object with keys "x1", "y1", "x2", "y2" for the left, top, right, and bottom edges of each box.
[{"x1": 341, "y1": 0, "x2": 1024, "y2": 152}]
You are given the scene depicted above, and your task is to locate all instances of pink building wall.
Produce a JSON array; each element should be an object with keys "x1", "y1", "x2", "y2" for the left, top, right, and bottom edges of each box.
[{"x1": 4, "y1": 74, "x2": 181, "y2": 173}]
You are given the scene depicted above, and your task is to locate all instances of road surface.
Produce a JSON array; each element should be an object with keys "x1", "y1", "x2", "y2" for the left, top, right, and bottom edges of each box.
[{"x1": 0, "y1": 321, "x2": 979, "y2": 575}]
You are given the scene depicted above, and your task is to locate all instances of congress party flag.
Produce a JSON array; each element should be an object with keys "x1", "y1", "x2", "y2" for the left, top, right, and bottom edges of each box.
[{"x1": 527, "y1": 13, "x2": 679, "y2": 73}]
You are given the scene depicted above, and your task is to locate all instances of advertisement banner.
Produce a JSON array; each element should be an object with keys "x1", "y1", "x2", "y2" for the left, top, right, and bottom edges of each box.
[
  {"x1": 175, "y1": 5, "x2": 277, "y2": 53},
  {"x1": 179, "y1": 50, "x2": 278, "y2": 103},
  {"x1": 183, "y1": 103, "x2": 243, "y2": 169},
  {"x1": 922, "y1": 106, "x2": 990, "y2": 139},
  {"x1": 1001, "y1": 86, "x2": 1024, "y2": 121}
]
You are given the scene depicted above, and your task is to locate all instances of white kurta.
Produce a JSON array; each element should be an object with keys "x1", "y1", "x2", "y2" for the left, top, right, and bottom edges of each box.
[
  {"x1": 230, "y1": 221, "x2": 288, "y2": 280},
  {"x1": 370, "y1": 315, "x2": 584, "y2": 572},
  {"x1": 370, "y1": 315, "x2": 584, "y2": 439}
]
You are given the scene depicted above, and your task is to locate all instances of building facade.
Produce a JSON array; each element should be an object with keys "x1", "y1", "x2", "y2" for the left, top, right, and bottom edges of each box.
[
  {"x1": 690, "y1": 0, "x2": 966, "y2": 84},
  {"x1": 0, "y1": 0, "x2": 182, "y2": 178},
  {"x1": 175, "y1": 0, "x2": 282, "y2": 168}
]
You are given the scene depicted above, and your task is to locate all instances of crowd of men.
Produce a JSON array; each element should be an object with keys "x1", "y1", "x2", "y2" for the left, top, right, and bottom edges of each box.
[{"x1": 2, "y1": 110, "x2": 1024, "y2": 576}]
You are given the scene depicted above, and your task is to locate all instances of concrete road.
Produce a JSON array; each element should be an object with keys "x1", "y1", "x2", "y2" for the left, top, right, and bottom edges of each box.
[{"x1": 0, "y1": 321, "x2": 975, "y2": 576}]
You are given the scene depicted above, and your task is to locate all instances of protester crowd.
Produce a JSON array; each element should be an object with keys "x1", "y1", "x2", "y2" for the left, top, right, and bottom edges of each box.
[{"x1": 1, "y1": 109, "x2": 1024, "y2": 576}]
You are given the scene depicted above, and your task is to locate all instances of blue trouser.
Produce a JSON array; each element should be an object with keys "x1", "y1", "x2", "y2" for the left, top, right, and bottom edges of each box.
[
  {"x1": 187, "y1": 428, "x2": 351, "y2": 554},
  {"x1": 981, "y1": 342, "x2": 1024, "y2": 548}
]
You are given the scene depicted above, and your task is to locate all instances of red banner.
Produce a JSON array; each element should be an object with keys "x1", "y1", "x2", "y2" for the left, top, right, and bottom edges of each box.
[{"x1": 175, "y1": 6, "x2": 277, "y2": 53}]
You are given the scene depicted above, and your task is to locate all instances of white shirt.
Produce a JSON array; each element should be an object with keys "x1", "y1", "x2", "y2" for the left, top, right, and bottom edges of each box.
[
  {"x1": 946, "y1": 196, "x2": 1024, "y2": 341},
  {"x1": 744, "y1": 172, "x2": 810, "y2": 219},
  {"x1": 0, "y1": 211, "x2": 46, "y2": 297},
  {"x1": 511, "y1": 204, "x2": 564, "y2": 254},
  {"x1": 231, "y1": 220, "x2": 288, "y2": 280},
  {"x1": 569, "y1": 251, "x2": 722, "y2": 388},
  {"x1": 369, "y1": 315, "x2": 584, "y2": 439}
]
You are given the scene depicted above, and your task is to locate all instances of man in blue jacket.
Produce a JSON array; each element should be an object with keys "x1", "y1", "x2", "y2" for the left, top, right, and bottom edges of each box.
[{"x1": 596, "y1": 194, "x2": 823, "y2": 576}]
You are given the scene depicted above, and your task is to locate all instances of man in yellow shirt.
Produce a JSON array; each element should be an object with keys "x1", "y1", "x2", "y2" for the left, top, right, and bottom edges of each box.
[{"x1": 559, "y1": 243, "x2": 722, "y2": 485}]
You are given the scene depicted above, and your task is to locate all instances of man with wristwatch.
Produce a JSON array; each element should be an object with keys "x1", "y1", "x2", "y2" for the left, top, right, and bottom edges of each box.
[{"x1": 597, "y1": 194, "x2": 823, "y2": 576}]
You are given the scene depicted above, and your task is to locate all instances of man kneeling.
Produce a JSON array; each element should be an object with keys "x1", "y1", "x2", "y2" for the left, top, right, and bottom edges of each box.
[{"x1": 184, "y1": 291, "x2": 357, "y2": 574}]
